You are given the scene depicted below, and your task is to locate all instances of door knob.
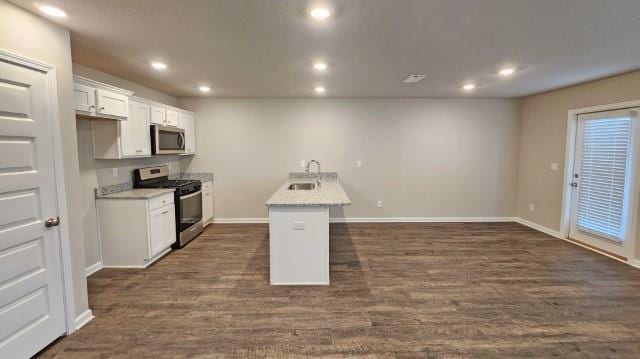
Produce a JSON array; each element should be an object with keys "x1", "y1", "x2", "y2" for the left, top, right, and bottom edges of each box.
[
  {"x1": 45, "y1": 217, "x2": 60, "y2": 227},
  {"x1": 571, "y1": 182, "x2": 578, "y2": 187}
]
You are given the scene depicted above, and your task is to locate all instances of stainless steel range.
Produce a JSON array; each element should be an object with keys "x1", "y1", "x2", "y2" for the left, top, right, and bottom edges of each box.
[{"x1": 133, "y1": 165, "x2": 203, "y2": 248}]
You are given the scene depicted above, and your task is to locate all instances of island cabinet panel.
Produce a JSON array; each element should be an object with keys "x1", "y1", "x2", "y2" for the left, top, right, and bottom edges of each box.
[{"x1": 268, "y1": 206, "x2": 329, "y2": 285}]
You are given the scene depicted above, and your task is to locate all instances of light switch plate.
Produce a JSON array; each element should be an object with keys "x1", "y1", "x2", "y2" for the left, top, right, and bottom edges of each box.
[
  {"x1": 377, "y1": 200, "x2": 383, "y2": 208},
  {"x1": 550, "y1": 162, "x2": 559, "y2": 171},
  {"x1": 293, "y1": 221, "x2": 305, "y2": 230},
  {"x1": 529, "y1": 204, "x2": 535, "y2": 212},
  {"x1": 300, "y1": 160, "x2": 306, "y2": 168},
  {"x1": 356, "y1": 160, "x2": 362, "y2": 167},
  {"x1": 112, "y1": 168, "x2": 118, "y2": 177}
]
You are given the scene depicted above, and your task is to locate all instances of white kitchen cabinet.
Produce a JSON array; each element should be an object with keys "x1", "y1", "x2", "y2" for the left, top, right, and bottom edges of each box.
[
  {"x1": 179, "y1": 112, "x2": 196, "y2": 154},
  {"x1": 202, "y1": 180, "x2": 213, "y2": 226},
  {"x1": 120, "y1": 101, "x2": 151, "y2": 157},
  {"x1": 74, "y1": 82, "x2": 96, "y2": 114},
  {"x1": 74, "y1": 76, "x2": 131, "y2": 120},
  {"x1": 92, "y1": 99, "x2": 151, "y2": 159},
  {"x1": 150, "y1": 105, "x2": 166, "y2": 125},
  {"x1": 166, "y1": 109, "x2": 180, "y2": 127},
  {"x1": 96, "y1": 89, "x2": 129, "y2": 118},
  {"x1": 149, "y1": 204, "x2": 177, "y2": 257},
  {"x1": 269, "y1": 206, "x2": 330, "y2": 285},
  {"x1": 97, "y1": 192, "x2": 176, "y2": 268}
]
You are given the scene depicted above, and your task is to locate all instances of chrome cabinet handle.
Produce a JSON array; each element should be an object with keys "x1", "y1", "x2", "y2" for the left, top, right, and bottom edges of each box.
[
  {"x1": 45, "y1": 217, "x2": 60, "y2": 227},
  {"x1": 571, "y1": 182, "x2": 578, "y2": 187}
]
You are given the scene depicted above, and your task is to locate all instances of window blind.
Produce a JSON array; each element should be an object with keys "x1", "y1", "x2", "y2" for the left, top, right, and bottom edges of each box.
[{"x1": 576, "y1": 115, "x2": 633, "y2": 241}]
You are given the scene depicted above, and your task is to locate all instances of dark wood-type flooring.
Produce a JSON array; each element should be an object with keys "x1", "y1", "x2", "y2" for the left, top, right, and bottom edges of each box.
[{"x1": 39, "y1": 223, "x2": 640, "y2": 358}]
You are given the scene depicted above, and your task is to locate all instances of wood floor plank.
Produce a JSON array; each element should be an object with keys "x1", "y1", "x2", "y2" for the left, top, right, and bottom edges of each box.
[{"x1": 36, "y1": 222, "x2": 640, "y2": 358}]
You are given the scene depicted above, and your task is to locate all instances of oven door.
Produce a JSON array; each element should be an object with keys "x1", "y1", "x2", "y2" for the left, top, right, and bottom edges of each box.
[
  {"x1": 152, "y1": 125, "x2": 185, "y2": 154},
  {"x1": 179, "y1": 190, "x2": 202, "y2": 232}
]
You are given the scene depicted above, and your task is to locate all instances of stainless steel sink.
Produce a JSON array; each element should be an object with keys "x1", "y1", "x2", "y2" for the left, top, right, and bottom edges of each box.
[{"x1": 288, "y1": 182, "x2": 316, "y2": 190}]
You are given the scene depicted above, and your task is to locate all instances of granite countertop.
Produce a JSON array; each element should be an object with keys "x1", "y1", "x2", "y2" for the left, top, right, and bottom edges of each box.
[
  {"x1": 265, "y1": 172, "x2": 351, "y2": 207},
  {"x1": 97, "y1": 188, "x2": 175, "y2": 200}
]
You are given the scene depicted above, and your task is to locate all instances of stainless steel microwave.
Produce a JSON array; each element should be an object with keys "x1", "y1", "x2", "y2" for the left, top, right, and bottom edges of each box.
[{"x1": 150, "y1": 124, "x2": 185, "y2": 155}]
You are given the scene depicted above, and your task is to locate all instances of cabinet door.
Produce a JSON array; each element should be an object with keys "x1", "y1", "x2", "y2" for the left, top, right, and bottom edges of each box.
[
  {"x1": 149, "y1": 204, "x2": 176, "y2": 258},
  {"x1": 202, "y1": 189, "x2": 213, "y2": 223},
  {"x1": 150, "y1": 106, "x2": 166, "y2": 125},
  {"x1": 74, "y1": 83, "x2": 96, "y2": 114},
  {"x1": 166, "y1": 109, "x2": 179, "y2": 127},
  {"x1": 96, "y1": 89, "x2": 129, "y2": 118},
  {"x1": 121, "y1": 101, "x2": 150, "y2": 157},
  {"x1": 180, "y1": 113, "x2": 196, "y2": 154}
]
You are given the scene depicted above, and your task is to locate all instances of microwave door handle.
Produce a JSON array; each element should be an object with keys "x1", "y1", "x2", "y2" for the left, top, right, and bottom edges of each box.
[{"x1": 178, "y1": 133, "x2": 185, "y2": 149}]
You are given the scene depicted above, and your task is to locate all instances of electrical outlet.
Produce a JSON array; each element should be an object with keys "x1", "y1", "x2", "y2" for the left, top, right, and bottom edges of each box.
[
  {"x1": 550, "y1": 162, "x2": 559, "y2": 171},
  {"x1": 167, "y1": 162, "x2": 172, "y2": 170},
  {"x1": 112, "y1": 168, "x2": 118, "y2": 177},
  {"x1": 529, "y1": 204, "x2": 535, "y2": 212},
  {"x1": 377, "y1": 200, "x2": 383, "y2": 208},
  {"x1": 300, "y1": 160, "x2": 306, "y2": 168},
  {"x1": 356, "y1": 160, "x2": 363, "y2": 168}
]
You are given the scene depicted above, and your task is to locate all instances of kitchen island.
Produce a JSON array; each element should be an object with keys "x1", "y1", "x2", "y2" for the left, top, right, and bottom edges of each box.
[{"x1": 265, "y1": 172, "x2": 351, "y2": 285}]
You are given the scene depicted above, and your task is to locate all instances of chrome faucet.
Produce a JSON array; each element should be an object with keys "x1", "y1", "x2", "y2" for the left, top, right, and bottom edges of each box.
[{"x1": 305, "y1": 160, "x2": 321, "y2": 187}]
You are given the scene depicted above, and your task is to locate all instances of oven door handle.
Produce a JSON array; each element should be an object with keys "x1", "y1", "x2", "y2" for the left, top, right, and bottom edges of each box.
[{"x1": 181, "y1": 190, "x2": 202, "y2": 199}]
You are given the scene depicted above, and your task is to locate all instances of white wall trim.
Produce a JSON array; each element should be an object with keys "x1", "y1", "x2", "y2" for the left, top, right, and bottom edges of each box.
[
  {"x1": 0, "y1": 49, "x2": 78, "y2": 335},
  {"x1": 74, "y1": 309, "x2": 94, "y2": 331},
  {"x1": 214, "y1": 217, "x2": 269, "y2": 223},
  {"x1": 85, "y1": 261, "x2": 103, "y2": 277},
  {"x1": 214, "y1": 216, "x2": 516, "y2": 224},
  {"x1": 629, "y1": 259, "x2": 640, "y2": 269},
  {"x1": 515, "y1": 217, "x2": 564, "y2": 239},
  {"x1": 329, "y1": 217, "x2": 517, "y2": 223}
]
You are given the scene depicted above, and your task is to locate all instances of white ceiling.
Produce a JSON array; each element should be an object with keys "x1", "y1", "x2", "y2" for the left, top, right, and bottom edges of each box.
[{"x1": 11, "y1": 0, "x2": 640, "y2": 98}]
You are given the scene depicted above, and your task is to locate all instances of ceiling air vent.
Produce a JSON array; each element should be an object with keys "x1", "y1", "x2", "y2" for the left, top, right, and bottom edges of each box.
[{"x1": 402, "y1": 74, "x2": 426, "y2": 83}]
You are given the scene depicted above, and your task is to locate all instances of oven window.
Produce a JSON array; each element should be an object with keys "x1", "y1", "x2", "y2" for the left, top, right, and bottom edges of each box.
[
  {"x1": 159, "y1": 130, "x2": 183, "y2": 150},
  {"x1": 180, "y1": 192, "x2": 202, "y2": 231}
]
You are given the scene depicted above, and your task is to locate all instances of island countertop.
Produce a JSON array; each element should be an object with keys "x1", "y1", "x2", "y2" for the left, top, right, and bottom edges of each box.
[{"x1": 265, "y1": 172, "x2": 351, "y2": 207}]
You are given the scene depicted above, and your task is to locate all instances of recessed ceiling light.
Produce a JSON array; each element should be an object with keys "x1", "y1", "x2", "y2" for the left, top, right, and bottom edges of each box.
[
  {"x1": 199, "y1": 86, "x2": 211, "y2": 93},
  {"x1": 498, "y1": 67, "x2": 516, "y2": 76},
  {"x1": 313, "y1": 62, "x2": 328, "y2": 71},
  {"x1": 35, "y1": 3, "x2": 67, "y2": 17},
  {"x1": 151, "y1": 62, "x2": 167, "y2": 70},
  {"x1": 309, "y1": 7, "x2": 331, "y2": 20},
  {"x1": 314, "y1": 86, "x2": 326, "y2": 94},
  {"x1": 462, "y1": 83, "x2": 476, "y2": 91},
  {"x1": 402, "y1": 74, "x2": 426, "y2": 83}
]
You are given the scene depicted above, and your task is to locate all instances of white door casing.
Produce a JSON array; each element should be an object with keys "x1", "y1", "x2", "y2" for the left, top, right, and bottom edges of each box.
[
  {"x1": 0, "y1": 52, "x2": 69, "y2": 358},
  {"x1": 568, "y1": 108, "x2": 640, "y2": 259}
]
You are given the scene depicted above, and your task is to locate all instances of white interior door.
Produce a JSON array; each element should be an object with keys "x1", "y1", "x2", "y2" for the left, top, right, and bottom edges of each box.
[
  {"x1": 569, "y1": 109, "x2": 640, "y2": 258},
  {"x1": 0, "y1": 59, "x2": 67, "y2": 357}
]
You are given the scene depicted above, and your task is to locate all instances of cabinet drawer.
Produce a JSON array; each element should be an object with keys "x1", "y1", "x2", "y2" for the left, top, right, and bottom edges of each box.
[
  {"x1": 202, "y1": 180, "x2": 212, "y2": 191},
  {"x1": 149, "y1": 193, "x2": 174, "y2": 211}
]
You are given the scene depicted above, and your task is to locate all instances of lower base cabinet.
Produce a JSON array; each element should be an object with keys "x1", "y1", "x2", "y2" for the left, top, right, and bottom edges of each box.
[
  {"x1": 97, "y1": 193, "x2": 176, "y2": 268},
  {"x1": 202, "y1": 180, "x2": 213, "y2": 226},
  {"x1": 268, "y1": 206, "x2": 329, "y2": 285}
]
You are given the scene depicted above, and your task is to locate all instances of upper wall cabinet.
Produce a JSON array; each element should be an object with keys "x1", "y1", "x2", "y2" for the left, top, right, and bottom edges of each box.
[
  {"x1": 166, "y1": 108, "x2": 180, "y2": 127},
  {"x1": 178, "y1": 112, "x2": 196, "y2": 155},
  {"x1": 93, "y1": 99, "x2": 151, "y2": 159},
  {"x1": 150, "y1": 106, "x2": 166, "y2": 125},
  {"x1": 74, "y1": 76, "x2": 132, "y2": 120}
]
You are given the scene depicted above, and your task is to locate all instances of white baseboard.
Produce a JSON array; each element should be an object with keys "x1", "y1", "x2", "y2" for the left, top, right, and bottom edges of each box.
[
  {"x1": 214, "y1": 217, "x2": 516, "y2": 224},
  {"x1": 330, "y1": 217, "x2": 516, "y2": 223},
  {"x1": 74, "y1": 309, "x2": 94, "y2": 331},
  {"x1": 515, "y1": 217, "x2": 564, "y2": 239},
  {"x1": 85, "y1": 261, "x2": 103, "y2": 276},
  {"x1": 213, "y1": 217, "x2": 268, "y2": 223}
]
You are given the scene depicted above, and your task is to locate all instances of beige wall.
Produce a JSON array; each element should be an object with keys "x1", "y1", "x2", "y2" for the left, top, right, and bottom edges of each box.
[
  {"x1": 518, "y1": 70, "x2": 640, "y2": 261},
  {"x1": 72, "y1": 65, "x2": 188, "y2": 269},
  {"x1": 178, "y1": 98, "x2": 521, "y2": 220},
  {"x1": 0, "y1": 0, "x2": 89, "y2": 319}
]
